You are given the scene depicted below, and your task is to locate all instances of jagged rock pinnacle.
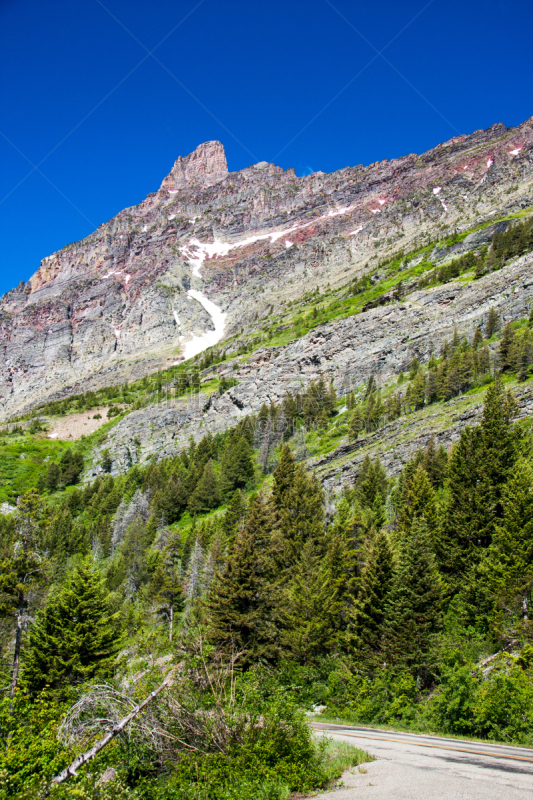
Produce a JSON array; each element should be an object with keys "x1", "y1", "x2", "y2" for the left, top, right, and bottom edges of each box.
[{"x1": 160, "y1": 141, "x2": 228, "y2": 191}]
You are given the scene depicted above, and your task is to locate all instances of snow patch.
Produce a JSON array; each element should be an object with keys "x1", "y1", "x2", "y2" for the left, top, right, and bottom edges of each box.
[
  {"x1": 378, "y1": 198, "x2": 386, "y2": 205},
  {"x1": 371, "y1": 209, "x2": 381, "y2": 215},
  {"x1": 463, "y1": 165, "x2": 469, "y2": 171},
  {"x1": 509, "y1": 147, "x2": 522, "y2": 156},
  {"x1": 173, "y1": 310, "x2": 181, "y2": 329},
  {"x1": 433, "y1": 187, "x2": 442, "y2": 195},
  {"x1": 348, "y1": 226, "x2": 364, "y2": 236},
  {"x1": 125, "y1": 274, "x2": 131, "y2": 284},
  {"x1": 180, "y1": 204, "x2": 359, "y2": 276},
  {"x1": 168, "y1": 190, "x2": 179, "y2": 194},
  {"x1": 179, "y1": 289, "x2": 227, "y2": 361},
  {"x1": 114, "y1": 328, "x2": 121, "y2": 338},
  {"x1": 487, "y1": 158, "x2": 493, "y2": 168},
  {"x1": 440, "y1": 199, "x2": 448, "y2": 212},
  {"x1": 169, "y1": 215, "x2": 176, "y2": 220},
  {"x1": 285, "y1": 241, "x2": 293, "y2": 248}
]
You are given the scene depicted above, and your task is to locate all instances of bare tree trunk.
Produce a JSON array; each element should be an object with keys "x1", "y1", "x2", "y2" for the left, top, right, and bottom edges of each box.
[
  {"x1": 523, "y1": 594, "x2": 529, "y2": 623},
  {"x1": 169, "y1": 604, "x2": 174, "y2": 643},
  {"x1": 47, "y1": 672, "x2": 173, "y2": 792},
  {"x1": 10, "y1": 594, "x2": 24, "y2": 707}
]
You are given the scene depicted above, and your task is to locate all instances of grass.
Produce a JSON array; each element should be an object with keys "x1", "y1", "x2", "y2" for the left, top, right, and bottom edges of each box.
[
  {"x1": 320, "y1": 739, "x2": 374, "y2": 786},
  {"x1": 0, "y1": 430, "x2": 74, "y2": 504}
]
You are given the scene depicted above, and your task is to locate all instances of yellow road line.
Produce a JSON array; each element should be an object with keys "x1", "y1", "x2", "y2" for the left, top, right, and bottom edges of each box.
[{"x1": 313, "y1": 728, "x2": 533, "y2": 763}]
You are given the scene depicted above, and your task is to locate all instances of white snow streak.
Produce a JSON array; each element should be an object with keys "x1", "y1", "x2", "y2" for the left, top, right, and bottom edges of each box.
[
  {"x1": 433, "y1": 187, "x2": 442, "y2": 194},
  {"x1": 487, "y1": 158, "x2": 493, "y2": 168},
  {"x1": 285, "y1": 241, "x2": 293, "y2": 248},
  {"x1": 180, "y1": 204, "x2": 359, "y2": 277},
  {"x1": 179, "y1": 289, "x2": 227, "y2": 361},
  {"x1": 348, "y1": 226, "x2": 364, "y2": 236},
  {"x1": 509, "y1": 147, "x2": 522, "y2": 156}
]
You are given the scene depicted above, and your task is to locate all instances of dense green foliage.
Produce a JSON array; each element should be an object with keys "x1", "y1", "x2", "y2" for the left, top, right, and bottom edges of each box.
[{"x1": 2, "y1": 339, "x2": 533, "y2": 796}]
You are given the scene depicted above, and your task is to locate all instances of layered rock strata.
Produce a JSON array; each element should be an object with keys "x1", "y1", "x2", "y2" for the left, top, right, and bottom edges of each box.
[{"x1": 1, "y1": 117, "x2": 532, "y2": 421}]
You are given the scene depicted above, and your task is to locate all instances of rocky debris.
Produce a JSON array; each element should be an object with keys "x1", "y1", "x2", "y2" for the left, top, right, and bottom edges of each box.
[
  {"x1": 0, "y1": 502, "x2": 16, "y2": 516},
  {"x1": 1, "y1": 117, "x2": 532, "y2": 422}
]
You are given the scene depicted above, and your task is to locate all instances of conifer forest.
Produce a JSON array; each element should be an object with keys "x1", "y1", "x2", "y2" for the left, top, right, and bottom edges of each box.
[{"x1": 2, "y1": 116, "x2": 533, "y2": 798}]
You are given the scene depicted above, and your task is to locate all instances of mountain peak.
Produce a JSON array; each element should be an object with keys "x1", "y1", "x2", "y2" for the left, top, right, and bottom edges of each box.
[{"x1": 160, "y1": 140, "x2": 228, "y2": 192}]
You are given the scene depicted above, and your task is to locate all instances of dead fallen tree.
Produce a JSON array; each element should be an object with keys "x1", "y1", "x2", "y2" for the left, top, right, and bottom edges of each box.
[{"x1": 46, "y1": 670, "x2": 173, "y2": 791}]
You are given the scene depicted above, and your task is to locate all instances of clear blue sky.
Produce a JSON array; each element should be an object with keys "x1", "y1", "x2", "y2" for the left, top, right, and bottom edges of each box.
[{"x1": 1, "y1": 0, "x2": 532, "y2": 296}]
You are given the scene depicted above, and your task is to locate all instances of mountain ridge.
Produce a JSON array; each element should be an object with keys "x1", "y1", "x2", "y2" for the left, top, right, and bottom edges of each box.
[{"x1": 1, "y1": 115, "x2": 532, "y2": 423}]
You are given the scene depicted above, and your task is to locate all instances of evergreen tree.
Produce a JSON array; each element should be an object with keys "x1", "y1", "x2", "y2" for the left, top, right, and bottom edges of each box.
[
  {"x1": 220, "y1": 435, "x2": 254, "y2": 495},
  {"x1": 439, "y1": 379, "x2": 518, "y2": 585},
  {"x1": 151, "y1": 533, "x2": 184, "y2": 642},
  {"x1": 280, "y1": 539, "x2": 338, "y2": 663},
  {"x1": 487, "y1": 460, "x2": 533, "y2": 636},
  {"x1": 206, "y1": 494, "x2": 281, "y2": 666},
  {"x1": 24, "y1": 561, "x2": 121, "y2": 691},
  {"x1": 277, "y1": 464, "x2": 325, "y2": 561},
  {"x1": 188, "y1": 460, "x2": 221, "y2": 515},
  {"x1": 348, "y1": 530, "x2": 394, "y2": 664},
  {"x1": 355, "y1": 456, "x2": 388, "y2": 508},
  {"x1": 272, "y1": 444, "x2": 296, "y2": 512},
  {"x1": 485, "y1": 307, "x2": 499, "y2": 338},
  {"x1": 348, "y1": 405, "x2": 364, "y2": 440},
  {"x1": 399, "y1": 466, "x2": 438, "y2": 535},
  {"x1": 382, "y1": 519, "x2": 442, "y2": 684},
  {"x1": 223, "y1": 489, "x2": 247, "y2": 553}
]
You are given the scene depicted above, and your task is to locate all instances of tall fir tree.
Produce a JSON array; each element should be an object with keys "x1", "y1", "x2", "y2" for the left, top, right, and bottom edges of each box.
[
  {"x1": 188, "y1": 459, "x2": 221, "y2": 515},
  {"x1": 151, "y1": 532, "x2": 184, "y2": 642},
  {"x1": 24, "y1": 561, "x2": 121, "y2": 691},
  {"x1": 280, "y1": 539, "x2": 338, "y2": 663},
  {"x1": 220, "y1": 435, "x2": 255, "y2": 495},
  {"x1": 382, "y1": 519, "x2": 442, "y2": 684},
  {"x1": 206, "y1": 493, "x2": 281, "y2": 666},
  {"x1": 277, "y1": 463, "x2": 325, "y2": 561},
  {"x1": 347, "y1": 530, "x2": 394, "y2": 665},
  {"x1": 399, "y1": 465, "x2": 438, "y2": 536},
  {"x1": 272, "y1": 444, "x2": 296, "y2": 512},
  {"x1": 486, "y1": 459, "x2": 533, "y2": 638},
  {"x1": 439, "y1": 379, "x2": 518, "y2": 587}
]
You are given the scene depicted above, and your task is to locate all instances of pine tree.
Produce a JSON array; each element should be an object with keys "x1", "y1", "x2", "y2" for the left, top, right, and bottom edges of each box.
[
  {"x1": 277, "y1": 464, "x2": 325, "y2": 561},
  {"x1": 355, "y1": 456, "x2": 388, "y2": 508},
  {"x1": 439, "y1": 379, "x2": 518, "y2": 585},
  {"x1": 24, "y1": 561, "x2": 121, "y2": 691},
  {"x1": 485, "y1": 307, "x2": 500, "y2": 338},
  {"x1": 272, "y1": 444, "x2": 296, "y2": 512},
  {"x1": 399, "y1": 465, "x2": 438, "y2": 535},
  {"x1": 382, "y1": 519, "x2": 442, "y2": 684},
  {"x1": 151, "y1": 532, "x2": 184, "y2": 641},
  {"x1": 0, "y1": 491, "x2": 47, "y2": 702},
  {"x1": 498, "y1": 323, "x2": 516, "y2": 372},
  {"x1": 348, "y1": 530, "x2": 394, "y2": 664},
  {"x1": 223, "y1": 489, "x2": 247, "y2": 553},
  {"x1": 348, "y1": 405, "x2": 364, "y2": 440},
  {"x1": 487, "y1": 460, "x2": 533, "y2": 635},
  {"x1": 188, "y1": 459, "x2": 221, "y2": 515},
  {"x1": 206, "y1": 494, "x2": 281, "y2": 666},
  {"x1": 220, "y1": 435, "x2": 255, "y2": 495},
  {"x1": 280, "y1": 539, "x2": 338, "y2": 663}
]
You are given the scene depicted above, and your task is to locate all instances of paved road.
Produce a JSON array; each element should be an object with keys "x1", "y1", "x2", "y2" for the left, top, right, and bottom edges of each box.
[{"x1": 312, "y1": 722, "x2": 533, "y2": 799}]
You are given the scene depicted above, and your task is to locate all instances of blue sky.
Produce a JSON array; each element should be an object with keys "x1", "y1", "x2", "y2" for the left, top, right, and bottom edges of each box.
[{"x1": 1, "y1": 0, "x2": 532, "y2": 296}]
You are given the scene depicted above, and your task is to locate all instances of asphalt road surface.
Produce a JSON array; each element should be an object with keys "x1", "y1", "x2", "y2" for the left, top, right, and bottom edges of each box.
[{"x1": 312, "y1": 722, "x2": 533, "y2": 799}]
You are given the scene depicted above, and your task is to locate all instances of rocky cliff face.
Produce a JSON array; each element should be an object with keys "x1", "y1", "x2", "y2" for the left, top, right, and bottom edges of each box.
[{"x1": 1, "y1": 117, "x2": 532, "y2": 421}]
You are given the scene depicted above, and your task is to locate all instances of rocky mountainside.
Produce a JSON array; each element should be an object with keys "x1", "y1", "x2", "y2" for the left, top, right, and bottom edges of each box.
[{"x1": 1, "y1": 118, "x2": 532, "y2": 423}]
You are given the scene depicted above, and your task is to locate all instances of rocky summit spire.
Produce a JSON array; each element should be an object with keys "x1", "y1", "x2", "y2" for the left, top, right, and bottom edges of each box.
[{"x1": 160, "y1": 141, "x2": 228, "y2": 192}]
